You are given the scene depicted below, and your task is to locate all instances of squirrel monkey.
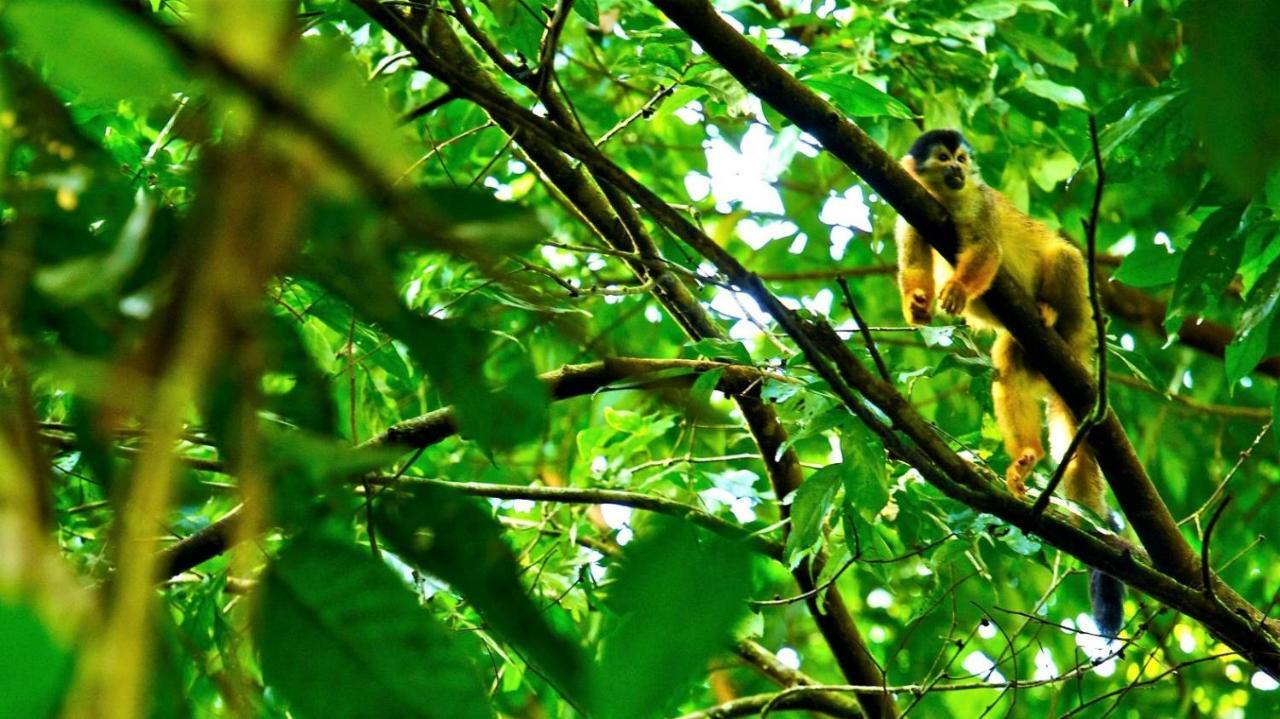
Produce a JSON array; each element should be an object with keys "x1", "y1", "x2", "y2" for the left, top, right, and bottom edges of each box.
[{"x1": 894, "y1": 129, "x2": 1123, "y2": 636}]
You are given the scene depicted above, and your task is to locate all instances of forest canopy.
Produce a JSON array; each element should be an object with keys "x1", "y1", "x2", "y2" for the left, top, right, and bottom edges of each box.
[{"x1": 2, "y1": 0, "x2": 1280, "y2": 717}]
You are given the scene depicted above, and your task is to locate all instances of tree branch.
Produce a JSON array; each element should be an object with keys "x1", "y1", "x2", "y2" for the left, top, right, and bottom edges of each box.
[{"x1": 645, "y1": 0, "x2": 1196, "y2": 589}]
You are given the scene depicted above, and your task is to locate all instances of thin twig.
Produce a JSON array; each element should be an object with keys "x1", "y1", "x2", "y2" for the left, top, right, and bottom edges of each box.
[
  {"x1": 1179, "y1": 420, "x2": 1271, "y2": 527},
  {"x1": 837, "y1": 277, "x2": 891, "y2": 383},
  {"x1": 1030, "y1": 115, "x2": 1108, "y2": 522},
  {"x1": 1200, "y1": 494, "x2": 1232, "y2": 602}
]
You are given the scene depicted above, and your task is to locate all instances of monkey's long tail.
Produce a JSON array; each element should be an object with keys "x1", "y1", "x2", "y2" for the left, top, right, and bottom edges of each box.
[
  {"x1": 1089, "y1": 517, "x2": 1125, "y2": 639},
  {"x1": 1048, "y1": 398, "x2": 1125, "y2": 638}
]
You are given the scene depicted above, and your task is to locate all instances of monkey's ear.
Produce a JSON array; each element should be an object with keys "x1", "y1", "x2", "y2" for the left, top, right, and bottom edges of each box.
[{"x1": 901, "y1": 155, "x2": 917, "y2": 176}]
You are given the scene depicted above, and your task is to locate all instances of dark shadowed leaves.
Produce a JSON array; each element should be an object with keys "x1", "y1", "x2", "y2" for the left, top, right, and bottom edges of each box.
[
  {"x1": 593, "y1": 518, "x2": 753, "y2": 719},
  {"x1": 373, "y1": 482, "x2": 588, "y2": 708},
  {"x1": 260, "y1": 533, "x2": 492, "y2": 719},
  {"x1": 0, "y1": 602, "x2": 73, "y2": 719}
]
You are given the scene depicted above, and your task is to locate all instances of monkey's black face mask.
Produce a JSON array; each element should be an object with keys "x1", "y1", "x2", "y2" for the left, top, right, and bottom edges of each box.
[{"x1": 943, "y1": 166, "x2": 965, "y2": 190}]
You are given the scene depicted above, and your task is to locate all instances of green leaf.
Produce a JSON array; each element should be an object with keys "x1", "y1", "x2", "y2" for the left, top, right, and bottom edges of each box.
[
  {"x1": 841, "y1": 421, "x2": 890, "y2": 521},
  {"x1": 783, "y1": 464, "x2": 843, "y2": 567},
  {"x1": 1112, "y1": 237, "x2": 1181, "y2": 288},
  {"x1": 1002, "y1": 29, "x2": 1076, "y2": 71},
  {"x1": 373, "y1": 482, "x2": 588, "y2": 707},
  {"x1": 572, "y1": 0, "x2": 600, "y2": 24},
  {"x1": 688, "y1": 367, "x2": 724, "y2": 409},
  {"x1": 1185, "y1": 0, "x2": 1280, "y2": 196},
  {"x1": 1225, "y1": 259, "x2": 1280, "y2": 384},
  {"x1": 283, "y1": 36, "x2": 413, "y2": 182},
  {"x1": 690, "y1": 338, "x2": 753, "y2": 365},
  {"x1": 963, "y1": 2, "x2": 1019, "y2": 20},
  {"x1": 3, "y1": 0, "x2": 184, "y2": 104},
  {"x1": 805, "y1": 77, "x2": 916, "y2": 120},
  {"x1": 0, "y1": 602, "x2": 73, "y2": 719},
  {"x1": 1164, "y1": 203, "x2": 1248, "y2": 334},
  {"x1": 492, "y1": 0, "x2": 545, "y2": 61},
  {"x1": 260, "y1": 534, "x2": 493, "y2": 719},
  {"x1": 1023, "y1": 79, "x2": 1087, "y2": 110},
  {"x1": 595, "y1": 519, "x2": 753, "y2": 719}
]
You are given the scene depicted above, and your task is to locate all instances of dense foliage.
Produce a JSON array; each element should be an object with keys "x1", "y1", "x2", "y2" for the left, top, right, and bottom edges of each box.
[{"x1": 2, "y1": 0, "x2": 1279, "y2": 717}]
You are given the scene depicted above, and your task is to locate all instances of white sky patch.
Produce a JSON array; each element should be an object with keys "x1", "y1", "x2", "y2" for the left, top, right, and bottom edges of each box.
[
  {"x1": 410, "y1": 71, "x2": 430, "y2": 92},
  {"x1": 738, "y1": 218, "x2": 799, "y2": 250},
  {"x1": 827, "y1": 433, "x2": 843, "y2": 464},
  {"x1": 1074, "y1": 613, "x2": 1119, "y2": 677},
  {"x1": 718, "y1": 10, "x2": 746, "y2": 32},
  {"x1": 729, "y1": 319, "x2": 764, "y2": 343},
  {"x1": 776, "y1": 647, "x2": 801, "y2": 670},
  {"x1": 1252, "y1": 671, "x2": 1279, "y2": 691},
  {"x1": 802, "y1": 288, "x2": 834, "y2": 317},
  {"x1": 1154, "y1": 231, "x2": 1174, "y2": 252},
  {"x1": 1033, "y1": 647, "x2": 1059, "y2": 681},
  {"x1": 703, "y1": 125, "x2": 785, "y2": 214},
  {"x1": 769, "y1": 37, "x2": 809, "y2": 57},
  {"x1": 1109, "y1": 232, "x2": 1136, "y2": 256},
  {"x1": 645, "y1": 305, "x2": 663, "y2": 323},
  {"x1": 820, "y1": 186, "x2": 873, "y2": 232},
  {"x1": 600, "y1": 503, "x2": 632, "y2": 529},
  {"x1": 830, "y1": 225, "x2": 855, "y2": 261},
  {"x1": 978, "y1": 621, "x2": 997, "y2": 640},
  {"x1": 483, "y1": 176, "x2": 513, "y2": 201},
  {"x1": 1241, "y1": 376, "x2": 1254, "y2": 388},
  {"x1": 869, "y1": 626, "x2": 887, "y2": 642},
  {"x1": 701, "y1": 488, "x2": 758, "y2": 523},
  {"x1": 798, "y1": 132, "x2": 821, "y2": 157},
  {"x1": 1182, "y1": 369, "x2": 1194, "y2": 389},
  {"x1": 709, "y1": 288, "x2": 771, "y2": 326},
  {"x1": 541, "y1": 245, "x2": 578, "y2": 270},
  {"x1": 788, "y1": 233, "x2": 808, "y2": 254},
  {"x1": 1120, "y1": 333, "x2": 1135, "y2": 351},
  {"x1": 961, "y1": 652, "x2": 1006, "y2": 684},
  {"x1": 675, "y1": 100, "x2": 704, "y2": 126},
  {"x1": 684, "y1": 171, "x2": 712, "y2": 201},
  {"x1": 867, "y1": 588, "x2": 893, "y2": 609}
]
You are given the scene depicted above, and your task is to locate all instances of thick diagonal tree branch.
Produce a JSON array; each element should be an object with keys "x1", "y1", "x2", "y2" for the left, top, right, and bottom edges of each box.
[
  {"x1": 342, "y1": 0, "x2": 1280, "y2": 674},
  {"x1": 366, "y1": 8, "x2": 898, "y2": 716},
  {"x1": 645, "y1": 0, "x2": 1195, "y2": 585}
]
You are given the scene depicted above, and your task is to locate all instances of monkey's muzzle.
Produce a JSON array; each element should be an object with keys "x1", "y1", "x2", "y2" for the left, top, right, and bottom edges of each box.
[{"x1": 943, "y1": 167, "x2": 965, "y2": 190}]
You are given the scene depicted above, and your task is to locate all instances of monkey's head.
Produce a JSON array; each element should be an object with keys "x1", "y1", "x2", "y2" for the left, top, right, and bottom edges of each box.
[{"x1": 904, "y1": 129, "x2": 978, "y2": 194}]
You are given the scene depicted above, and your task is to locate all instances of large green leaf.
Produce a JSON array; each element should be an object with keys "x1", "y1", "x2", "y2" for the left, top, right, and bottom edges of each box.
[
  {"x1": 373, "y1": 482, "x2": 588, "y2": 708},
  {"x1": 260, "y1": 534, "x2": 493, "y2": 719},
  {"x1": 594, "y1": 518, "x2": 753, "y2": 719},
  {"x1": 783, "y1": 464, "x2": 842, "y2": 567},
  {"x1": 2, "y1": 0, "x2": 184, "y2": 104},
  {"x1": 804, "y1": 76, "x2": 915, "y2": 120},
  {"x1": 0, "y1": 602, "x2": 73, "y2": 719},
  {"x1": 1185, "y1": 0, "x2": 1280, "y2": 196},
  {"x1": 1164, "y1": 203, "x2": 1248, "y2": 334}
]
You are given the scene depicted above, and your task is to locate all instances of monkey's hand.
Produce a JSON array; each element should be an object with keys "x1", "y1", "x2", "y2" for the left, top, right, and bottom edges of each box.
[
  {"x1": 938, "y1": 280, "x2": 968, "y2": 316},
  {"x1": 904, "y1": 288, "x2": 932, "y2": 325}
]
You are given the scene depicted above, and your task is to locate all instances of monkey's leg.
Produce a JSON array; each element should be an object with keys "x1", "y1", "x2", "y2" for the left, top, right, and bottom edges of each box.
[
  {"x1": 1046, "y1": 394, "x2": 1106, "y2": 516},
  {"x1": 1037, "y1": 245, "x2": 1091, "y2": 347},
  {"x1": 992, "y1": 332, "x2": 1044, "y2": 499}
]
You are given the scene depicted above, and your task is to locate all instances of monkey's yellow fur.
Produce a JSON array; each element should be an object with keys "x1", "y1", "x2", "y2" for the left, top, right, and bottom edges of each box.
[{"x1": 893, "y1": 132, "x2": 1104, "y2": 517}]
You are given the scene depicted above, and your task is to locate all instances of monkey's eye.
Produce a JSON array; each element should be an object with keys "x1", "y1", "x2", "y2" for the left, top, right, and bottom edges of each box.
[
  {"x1": 937, "y1": 153, "x2": 950, "y2": 162},
  {"x1": 957, "y1": 154, "x2": 967, "y2": 163}
]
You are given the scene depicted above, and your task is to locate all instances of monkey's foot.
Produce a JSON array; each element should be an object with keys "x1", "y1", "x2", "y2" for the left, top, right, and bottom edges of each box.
[
  {"x1": 907, "y1": 289, "x2": 932, "y2": 325},
  {"x1": 1037, "y1": 302, "x2": 1058, "y2": 327},
  {"x1": 1005, "y1": 448, "x2": 1041, "y2": 499},
  {"x1": 939, "y1": 281, "x2": 967, "y2": 315}
]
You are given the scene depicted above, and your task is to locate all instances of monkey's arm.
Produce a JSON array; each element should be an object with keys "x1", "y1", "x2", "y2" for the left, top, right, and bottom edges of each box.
[{"x1": 895, "y1": 217, "x2": 935, "y2": 324}]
